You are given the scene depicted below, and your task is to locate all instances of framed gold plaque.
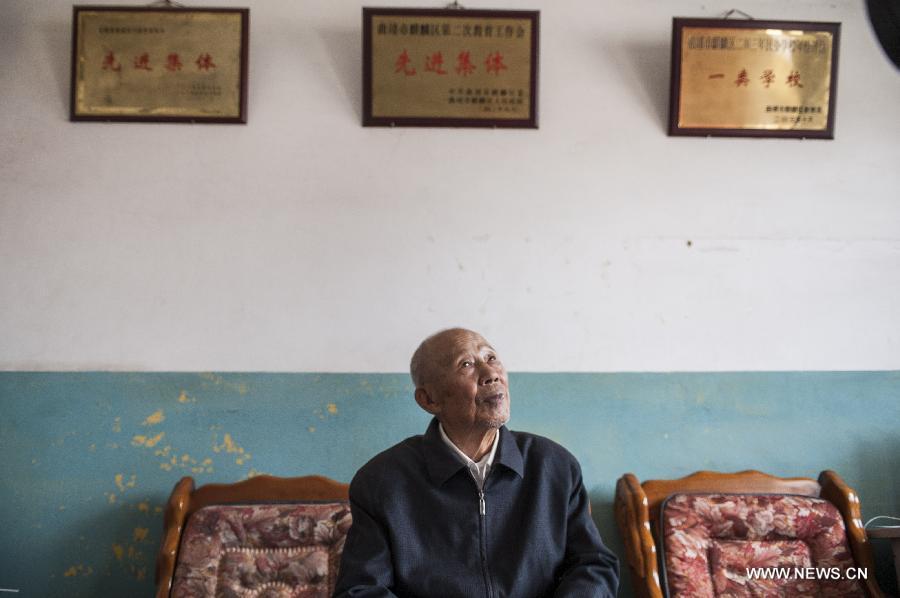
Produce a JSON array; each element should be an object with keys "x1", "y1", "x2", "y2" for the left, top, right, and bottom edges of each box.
[
  {"x1": 70, "y1": 6, "x2": 249, "y2": 123},
  {"x1": 669, "y1": 18, "x2": 840, "y2": 138},
  {"x1": 363, "y1": 8, "x2": 539, "y2": 128}
]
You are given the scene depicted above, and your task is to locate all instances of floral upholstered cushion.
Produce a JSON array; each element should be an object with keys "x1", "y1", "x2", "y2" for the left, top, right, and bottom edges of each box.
[
  {"x1": 171, "y1": 502, "x2": 352, "y2": 598},
  {"x1": 710, "y1": 539, "x2": 815, "y2": 595},
  {"x1": 661, "y1": 494, "x2": 865, "y2": 597}
]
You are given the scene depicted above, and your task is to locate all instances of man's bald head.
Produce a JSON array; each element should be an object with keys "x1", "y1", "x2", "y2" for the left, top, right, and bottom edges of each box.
[{"x1": 410, "y1": 328, "x2": 486, "y2": 388}]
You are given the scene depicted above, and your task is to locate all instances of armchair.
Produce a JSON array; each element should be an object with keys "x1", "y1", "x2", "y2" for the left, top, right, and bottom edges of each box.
[
  {"x1": 615, "y1": 469, "x2": 884, "y2": 597},
  {"x1": 155, "y1": 474, "x2": 350, "y2": 598}
]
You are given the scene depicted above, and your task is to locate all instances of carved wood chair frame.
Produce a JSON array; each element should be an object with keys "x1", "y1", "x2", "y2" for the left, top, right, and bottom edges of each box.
[{"x1": 614, "y1": 469, "x2": 884, "y2": 598}]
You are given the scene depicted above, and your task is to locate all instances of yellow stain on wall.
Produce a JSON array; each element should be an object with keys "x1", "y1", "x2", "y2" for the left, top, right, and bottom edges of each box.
[
  {"x1": 63, "y1": 565, "x2": 93, "y2": 577},
  {"x1": 327, "y1": 403, "x2": 338, "y2": 415},
  {"x1": 89, "y1": 443, "x2": 96, "y2": 452},
  {"x1": 106, "y1": 493, "x2": 117, "y2": 504},
  {"x1": 131, "y1": 435, "x2": 147, "y2": 447},
  {"x1": 137, "y1": 502, "x2": 150, "y2": 513},
  {"x1": 223, "y1": 434, "x2": 239, "y2": 452},
  {"x1": 113, "y1": 417, "x2": 121, "y2": 433},
  {"x1": 133, "y1": 527, "x2": 149, "y2": 542},
  {"x1": 144, "y1": 432, "x2": 165, "y2": 448},
  {"x1": 199, "y1": 372, "x2": 249, "y2": 395},
  {"x1": 213, "y1": 432, "x2": 250, "y2": 465},
  {"x1": 178, "y1": 390, "x2": 192, "y2": 403},
  {"x1": 115, "y1": 474, "x2": 137, "y2": 493},
  {"x1": 156, "y1": 449, "x2": 212, "y2": 473},
  {"x1": 112, "y1": 544, "x2": 124, "y2": 560},
  {"x1": 142, "y1": 410, "x2": 165, "y2": 426},
  {"x1": 308, "y1": 426, "x2": 316, "y2": 433}
]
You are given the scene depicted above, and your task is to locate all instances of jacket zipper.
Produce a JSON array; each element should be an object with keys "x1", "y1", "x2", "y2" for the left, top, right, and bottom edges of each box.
[{"x1": 470, "y1": 470, "x2": 493, "y2": 598}]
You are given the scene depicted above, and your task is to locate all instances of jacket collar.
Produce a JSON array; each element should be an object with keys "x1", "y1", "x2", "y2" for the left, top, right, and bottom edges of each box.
[{"x1": 423, "y1": 417, "x2": 524, "y2": 486}]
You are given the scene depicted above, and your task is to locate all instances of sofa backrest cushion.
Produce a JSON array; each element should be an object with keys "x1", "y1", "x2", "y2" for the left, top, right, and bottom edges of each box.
[
  {"x1": 660, "y1": 493, "x2": 865, "y2": 597},
  {"x1": 171, "y1": 502, "x2": 351, "y2": 598}
]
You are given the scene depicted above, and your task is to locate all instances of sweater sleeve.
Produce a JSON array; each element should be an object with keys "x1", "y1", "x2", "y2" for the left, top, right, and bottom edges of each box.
[
  {"x1": 332, "y1": 467, "x2": 400, "y2": 598},
  {"x1": 553, "y1": 460, "x2": 620, "y2": 598}
]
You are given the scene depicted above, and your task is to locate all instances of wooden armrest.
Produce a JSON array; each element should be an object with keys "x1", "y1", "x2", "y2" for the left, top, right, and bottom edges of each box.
[
  {"x1": 615, "y1": 473, "x2": 663, "y2": 598},
  {"x1": 818, "y1": 470, "x2": 885, "y2": 598},
  {"x1": 155, "y1": 476, "x2": 194, "y2": 598}
]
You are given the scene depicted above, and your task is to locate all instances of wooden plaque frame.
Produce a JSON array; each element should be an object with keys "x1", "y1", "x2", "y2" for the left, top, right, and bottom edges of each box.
[
  {"x1": 363, "y1": 7, "x2": 539, "y2": 128},
  {"x1": 71, "y1": 6, "x2": 249, "y2": 123},
  {"x1": 669, "y1": 18, "x2": 840, "y2": 139}
]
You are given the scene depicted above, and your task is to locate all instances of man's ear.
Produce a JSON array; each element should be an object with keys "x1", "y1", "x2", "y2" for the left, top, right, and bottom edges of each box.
[{"x1": 414, "y1": 387, "x2": 440, "y2": 416}]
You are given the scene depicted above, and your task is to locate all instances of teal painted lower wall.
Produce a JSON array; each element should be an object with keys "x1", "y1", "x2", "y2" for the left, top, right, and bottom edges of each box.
[{"x1": 1, "y1": 372, "x2": 898, "y2": 597}]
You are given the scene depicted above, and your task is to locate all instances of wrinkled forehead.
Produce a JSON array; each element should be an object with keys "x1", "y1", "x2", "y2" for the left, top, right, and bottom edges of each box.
[{"x1": 434, "y1": 330, "x2": 495, "y2": 365}]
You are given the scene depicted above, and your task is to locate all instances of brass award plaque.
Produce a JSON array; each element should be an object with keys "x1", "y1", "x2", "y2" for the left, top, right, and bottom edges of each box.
[
  {"x1": 71, "y1": 7, "x2": 249, "y2": 123},
  {"x1": 363, "y1": 8, "x2": 539, "y2": 127},
  {"x1": 669, "y1": 19, "x2": 840, "y2": 138}
]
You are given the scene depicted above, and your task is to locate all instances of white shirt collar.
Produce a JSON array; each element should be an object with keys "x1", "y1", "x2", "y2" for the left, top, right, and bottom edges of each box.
[{"x1": 438, "y1": 422, "x2": 499, "y2": 490}]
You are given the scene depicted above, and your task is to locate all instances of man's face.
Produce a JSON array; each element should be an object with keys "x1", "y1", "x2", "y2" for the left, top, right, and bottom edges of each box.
[{"x1": 417, "y1": 329, "x2": 510, "y2": 434}]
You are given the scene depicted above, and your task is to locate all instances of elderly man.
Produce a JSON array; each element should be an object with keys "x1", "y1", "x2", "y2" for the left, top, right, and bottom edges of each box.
[{"x1": 334, "y1": 328, "x2": 619, "y2": 597}]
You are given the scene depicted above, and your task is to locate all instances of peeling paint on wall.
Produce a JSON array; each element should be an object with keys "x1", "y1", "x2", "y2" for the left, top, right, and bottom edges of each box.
[
  {"x1": 142, "y1": 410, "x2": 165, "y2": 426},
  {"x1": 213, "y1": 433, "x2": 251, "y2": 465},
  {"x1": 199, "y1": 372, "x2": 249, "y2": 395},
  {"x1": 63, "y1": 565, "x2": 93, "y2": 577}
]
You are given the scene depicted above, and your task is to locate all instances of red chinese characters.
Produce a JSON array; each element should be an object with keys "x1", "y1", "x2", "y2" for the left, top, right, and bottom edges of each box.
[
  {"x1": 394, "y1": 49, "x2": 416, "y2": 76},
  {"x1": 424, "y1": 52, "x2": 448, "y2": 75},
  {"x1": 195, "y1": 53, "x2": 216, "y2": 71},
  {"x1": 390, "y1": 50, "x2": 514, "y2": 78},
  {"x1": 165, "y1": 53, "x2": 183, "y2": 71},
  {"x1": 133, "y1": 52, "x2": 152, "y2": 71},
  {"x1": 484, "y1": 52, "x2": 507, "y2": 75},
  {"x1": 724, "y1": 68, "x2": 805, "y2": 89},
  {"x1": 100, "y1": 50, "x2": 217, "y2": 74},
  {"x1": 455, "y1": 51, "x2": 476, "y2": 76},
  {"x1": 786, "y1": 70, "x2": 803, "y2": 87},
  {"x1": 101, "y1": 51, "x2": 121, "y2": 72}
]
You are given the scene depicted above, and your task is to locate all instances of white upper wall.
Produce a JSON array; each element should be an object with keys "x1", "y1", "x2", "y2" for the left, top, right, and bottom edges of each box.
[{"x1": 1, "y1": 0, "x2": 898, "y2": 372}]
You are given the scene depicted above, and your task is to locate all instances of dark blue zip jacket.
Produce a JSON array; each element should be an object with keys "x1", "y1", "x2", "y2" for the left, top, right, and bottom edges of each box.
[{"x1": 334, "y1": 418, "x2": 619, "y2": 597}]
